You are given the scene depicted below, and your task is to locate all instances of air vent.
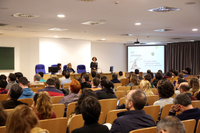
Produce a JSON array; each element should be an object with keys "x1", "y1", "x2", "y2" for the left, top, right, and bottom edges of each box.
[
  {"x1": 0, "y1": 23, "x2": 8, "y2": 26},
  {"x1": 78, "y1": 0, "x2": 95, "y2": 2},
  {"x1": 120, "y1": 34, "x2": 133, "y2": 36},
  {"x1": 154, "y1": 29, "x2": 173, "y2": 32},
  {"x1": 185, "y1": 2, "x2": 196, "y2": 5},
  {"x1": 171, "y1": 38, "x2": 183, "y2": 40},
  {"x1": 148, "y1": 6, "x2": 180, "y2": 12},
  {"x1": 81, "y1": 21, "x2": 105, "y2": 26},
  {"x1": 12, "y1": 13, "x2": 40, "y2": 19},
  {"x1": 48, "y1": 28, "x2": 68, "y2": 31}
]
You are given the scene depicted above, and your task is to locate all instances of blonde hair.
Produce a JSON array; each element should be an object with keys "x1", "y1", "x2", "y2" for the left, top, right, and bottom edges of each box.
[
  {"x1": 33, "y1": 91, "x2": 53, "y2": 119},
  {"x1": 140, "y1": 80, "x2": 154, "y2": 96},
  {"x1": 5, "y1": 105, "x2": 38, "y2": 133},
  {"x1": 67, "y1": 63, "x2": 72, "y2": 69}
]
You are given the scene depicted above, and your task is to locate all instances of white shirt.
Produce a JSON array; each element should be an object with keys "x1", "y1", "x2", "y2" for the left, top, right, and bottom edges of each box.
[{"x1": 153, "y1": 97, "x2": 174, "y2": 109}]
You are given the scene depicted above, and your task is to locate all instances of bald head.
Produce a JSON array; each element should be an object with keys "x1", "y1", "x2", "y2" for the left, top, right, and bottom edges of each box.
[{"x1": 179, "y1": 82, "x2": 190, "y2": 93}]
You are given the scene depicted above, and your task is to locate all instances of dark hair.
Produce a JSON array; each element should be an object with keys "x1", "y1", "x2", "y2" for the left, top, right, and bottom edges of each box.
[
  {"x1": 74, "y1": 89, "x2": 97, "y2": 114},
  {"x1": 92, "y1": 57, "x2": 97, "y2": 61},
  {"x1": 130, "y1": 89, "x2": 147, "y2": 110},
  {"x1": 177, "y1": 78, "x2": 187, "y2": 84},
  {"x1": 62, "y1": 70, "x2": 66, "y2": 76},
  {"x1": 83, "y1": 74, "x2": 89, "y2": 81},
  {"x1": 155, "y1": 72, "x2": 162, "y2": 80},
  {"x1": 38, "y1": 72, "x2": 44, "y2": 78},
  {"x1": 174, "y1": 93, "x2": 191, "y2": 107},
  {"x1": 178, "y1": 73, "x2": 183, "y2": 78},
  {"x1": 57, "y1": 63, "x2": 61, "y2": 70},
  {"x1": 170, "y1": 69, "x2": 174, "y2": 73},
  {"x1": 101, "y1": 76, "x2": 107, "y2": 80},
  {"x1": 46, "y1": 78, "x2": 55, "y2": 85},
  {"x1": 135, "y1": 69, "x2": 139, "y2": 74},
  {"x1": 93, "y1": 77, "x2": 100, "y2": 87},
  {"x1": 144, "y1": 74, "x2": 151, "y2": 82},
  {"x1": 95, "y1": 74, "x2": 101, "y2": 79},
  {"x1": 9, "y1": 73, "x2": 16, "y2": 81},
  {"x1": 0, "y1": 79, "x2": 8, "y2": 88},
  {"x1": 185, "y1": 68, "x2": 191, "y2": 75},
  {"x1": 147, "y1": 70, "x2": 151, "y2": 74},
  {"x1": 52, "y1": 77, "x2": 60, "y2": 90},
  {"x1": 19, "y1": 77, "x2": 29, "y2": 86},
  {"x1": 101, "y1": 79, "x2": 114, "y2": 89},
  {"x1": 65, "y1": 72, "x2": 70, "y2": 79},
  {"x1": 0, "y1": 103, "x2": 7, "y2": 126},
  {"x1": 81, "y1": 96, "x2": 101, "y2": 122},
  {"x1": 158, "y1": 70, "x2": 162, "y2": 74},
  {"x1": 157, "y1": 79, "x2": 174, "y2": 98},
  {"x1": 9, "y1": 84, "x2": 23, "y2": 100},
  {"x1": 173, "y1": 70, "x2": 178, "y2": 76},
  {"x1": 189, "y1": 77, "x2": 199, "y2": 93},
  {"x1": 179, "y1": 84, "x2": 190, "y2": 92},
  {"x1": 165, "y1": 72, "x2": 172, "y2": 78},
  {"x1": 0, "y1": 74, "x2": 7, "y2": 80},
  {"x1": 91, "y1": 71, "x2": 96, "y2": 78},
  {"x1": 15, "y1": 72, "x2": 23, "y2": 80},
  {"x1": 81, "y1": 72, "x2": 87, "y2": 78},
  {"x1": 119, "y1": 71, "x2": 123, "y2": 76},
  {"x1": 112, "y1": 73, "x2": 118, "y2": 80},
  {"x1": 157, "y1": 116, "x2": 185, "y2": 133}
]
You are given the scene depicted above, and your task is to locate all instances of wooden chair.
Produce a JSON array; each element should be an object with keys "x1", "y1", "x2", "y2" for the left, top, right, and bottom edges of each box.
[
  {"x1": 0, "y1": 94, "x2": 8, "y2": 101},
  {"x1": 117, "y1": 86, "x2": 131, "y2": 93},
  {"x1": 131, "y1": 85, "x2": 139, "y2": 90},
  {"x1": 151, "y1": 88, "x2": 158, "y2": 95},
  {"x1": 99, "y1": 99, "x2": 118, "y2": 119},
  {"x1": 18, "y1": 98, "x2": 33, "y2": 107},
  {"x1": 63, "y1": 83, "x2": 70, "y2": 89},
  {"x1": 192, "y1": 100, "x2": 200, "y2": 109},
  {"x1": 105, "y1": 109, "x2": 127, "y2": 124},
  {"x1": 146, "y1": 95, "x2": 159, "y2": 105},
  {"x1": 129, "y1": 126, "x2": 157, "y2": 133},
  {"x1": 66, "y1": 102, "x2": 77, "y2": 119},
  {"x1": 52, "y1": 104, "x2": 65, "y2": 118},
  {"x1": 114, "y1": 83, "x2": 122, "y2": 90},
  {"x1": 172, "y1": 93, "x2": 176, "y2": 98},
  {"x1": 0, "y1": 126, "x2": 5, "y2": 133},
  {"x1": 195, "y1": 119, "x2": 200, "y2": 133},
  {"x1": 160, "y1": 104, "x2": 173, "y2": 119},
  {"x1": 119, "y1": 97, "x2": 125, "y2": 106},
  {"x1": 120, "y1": 78, "x2": 129, "y2": 86},
  {"x1": 39, "y1": 117, "x2": 68, "y2": 133},
  {"x1": 115, "y1": 91, "x2": 126, "y2": 100},
  {"x1": 143, "y1": 105, "x2": 160, "y2": 123},
  {"x1": 4, "y1": 109, "x2": 14, "y2": 115},
  {"x1": 30, "y1": 84, "x2": 45, "y2": 90},
  {"x1": 194, "y1": 91, "x2": 198, "y2": 97},
  {"x1": 50, "y1": 96, "x2": 63, "y2": 104},
  {"x1": 182, "y1": 119, "x2": 196, "y2": 133}
]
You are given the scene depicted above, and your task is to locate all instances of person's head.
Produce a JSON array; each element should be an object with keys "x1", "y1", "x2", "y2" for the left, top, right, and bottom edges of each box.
[
  {"x1": 101, "y1": 79, "x2": 114, "y2": 89},
  {"x1": 173, "y1": 70, "x2": 178, "y2": 76},
  {"x1": 46, "y1": 78, "x2": 55, "y2": 86},
  {"x1": 19, "y1": 77, "x2": 29, "y2": 87},
  {"x1": 80, "y1": 72, "x2": 86, "y2": 78},
  {"x1": 112, "y1": 73, "x2": 118, "y2": 80},
  {"x1": 5, "y1": 105, "x2": 38, "y2": 133},
  {"x1": 32, "y1": 91, "x2": 52, "y2": 119},
  {"x1": 34, "y1": 74, "x2": 41, "y2": 81},
  {"x1": 92, "y1": 77, "x2": 100, "y2": 87},
  {"x1": 67, "y1": 63, "x2": 72, "y2": 69},
  {"x1": 144, "y1": 74, "x2": 151, "y2": 82},
  {"x1": 0, "y1": 79, "x2": 7, "y2": 89},
  {"x1": 125, "y1": 89, "x2": 146, "y2": 110},
  {"x1": 157, "y1": 116, "x2": 186, "y2": 133},
  {"x1": 81, "y1": 96, "x2": 101, "y2": 123},
  {"x1": 101, "y1": 76, "x2": 107, "y2": 80},
  {"x1": 135, "y1": 69, "x2": 139, "y2": 74},
  {"x1": 15, "y1": 72, "x2": 23, "y2": 81},
  {"x1": 156, "y1": 72, "x2": 163, "y2": 80},
  {"x1": 178, "y1": 73, "x2": 183, "y2": 78},
  {"x1": 179, "y1": 82, "x2": 190, "y2": 93},
  {"x1": 57, "y1": 63, "x2": 61, "y2": 69},
  {"x1": 8, "y1": 73, "x2": 16, "y2": 82},
  {"x1": 157, "y1": 79, "x2": 174, "y2": 98},
  {"x1": 65, "y1": 72, "x2": 70, "y2": 79},
  {"x1": 82, "y1": 74, "x2": 89, "y2": 82},
  {"x1": 92, "y1": 57, "x2": 97, "y2": 62},
  {"x1": 139, "y1": 80, "x2": 151, "y2": 92},
  {"x1": 0, "y1": 103, "x2": 7, "y2": 126},
  {"x1": 158, "y1": 70, "x2": 163, "y2": 74},
  {"x1": 62, "y1": 70, "x2": 66, "y2": 76},
  {"x1": 177, "y1": 78, "x2": 187, "y2": 84},
  {"x1": 130, "y1": 73, "x2": 139, "y2": 85},
  {"x1": 8, "y1": 84, "x2": 23, "y2": 100},
  {"x1": 147, "y1": 70, "x2": 151, "y2": 74},
  {"x1": 70, "y1": 79, "x2": 81, "y2": 93},
  {"x1": 182, "y1": 70, "x2": 187, "y2": 74},
  {"x1": 38, "y1": 72, "x2": 44, "y2": 78},
  {"x1": 0, "y1": 74, "x2": 7, "y2": 80},
  {"x1": 91, "y1": 71, "x2": 96, "y2": 78},
  {"x1": 165, "y1": 72, "x2": 172, "y2": 78},
  {"x1": 185, "y1": 68, "x2": 191, "y2": 75},
  {"x1": 95, "y1": 73, "x2": 101, "y2": 79},
  {"x1": 189, "y1": 77, "x2": 199, "y2": 93},
  {"x1": 52, "y1": 77, "x2": 60, "y2": 90}
]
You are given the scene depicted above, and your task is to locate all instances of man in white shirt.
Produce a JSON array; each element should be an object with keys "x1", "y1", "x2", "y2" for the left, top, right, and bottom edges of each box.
[
  {"x1": 61, "y1": 72, "x2": 71, "y2": 85},
  {"x1": 118, "y1": 71, "x2": 126, "y2": 81}
]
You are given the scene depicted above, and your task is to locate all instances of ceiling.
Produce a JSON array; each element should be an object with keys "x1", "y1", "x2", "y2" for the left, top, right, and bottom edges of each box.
[{"x1": 0, "y1": 0, "x2": 200, "y2": 44}]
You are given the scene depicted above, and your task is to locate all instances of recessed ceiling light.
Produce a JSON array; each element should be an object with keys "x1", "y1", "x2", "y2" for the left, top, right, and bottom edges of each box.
[
  {"x1": 192, "y1": 29, "x2": 198, "y2": 31},
  {"x1": 57, "y1": 14, "x2": 65, "y2": 18},
  {"x1": 146, "y1": 42, "x2": 156, "y2": 45},
  {"x1": 135, "y1": 23, "x2": 141, "y2": 25},
  {"x1": 49, "y1": 28, "x2": 68, "y2": 31},
  {"x1": 148, "y1": 6, "x2": 180, "y2": 12},
  {"x1": 101, "y1": 38, "x2": 106, "y2": 41},
  {"x1": 54, "y1": 35, "x2": 58, "y2": 38}
]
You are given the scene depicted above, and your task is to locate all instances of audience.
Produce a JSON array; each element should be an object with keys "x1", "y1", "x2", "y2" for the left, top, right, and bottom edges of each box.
[
  {"x1": 139, "y1": 80, "x2": 154, "y2": 96},
  {"x1": 5, "y1": 105, "x2": 38, "y2": 133},
  {"x1": 0, "y1": 74, "x2": 7, "y2": 80},
  {"x1": 127, "y1": 73, "x2": 139, "y2": 89},
  {"x1": 6, "y1": 73, "x2": 16, "y2": 90},
  {"x1": 71, "y1": 96, "x2": 109, "y2": 133},
  {"x1": 179, "y1": 82, "x2": 197, "y2": 101},
  {"x1": 110, "y1": 89, "x2": 155, "y2": 133},
  {"x1": 38, "y1": 78, "x2": 64, "y2": 96},
  {"x1": 15, "y1": 72, "x2": 23, "y2": 83},
  {"x1": 135, "y1": 69, "x2": 143, "y2": 79},
  {"x1": 152, "y1": 72, "x2": 163, "y2": 88},
  {"x1": 182, "y1": 70, "x2": 188, "y2": 78},
  {"x1": 30, "y1": 74, "x2": 44, "y2": 85},
  {"x1": 18, "y1": 77, "x2": 35, "y2": 99},
  {"x1": 147, "y1": 69, "x2": 154, "y2": 79},
  {"x1": 38, "y1": 72, "x2": 46, "y2": 82},
  {"x1": 174, "y1": 78, "x2": 187, "y2": 95},
  {"x1": 91, "y1": 77, "x2": 101, "y2": 92},
  {"x1": 96, "y1": 79, "x2": 117, "y2": 100},
  {"x1": 101, "y1": 75, "x2": 107, "y2": 81},
  {"x1": 61, "y1": 72, "x2": 71, "y2": 85},
  {"x1": 118, "y1": 71, "x2": 126, "y2": 81},
  {"x1": 81, "y1": 74, "x2": 91, "y2": 89},
  {"x1": 144, "y1": 74, "x2": 154, "y2": 88},
  {"x1": 110, "y1": 73, "x2": 120, "y2": 83},
  {"x1": 128, "y1": 71, "x2": 134, "y2": 82},
  {"x1": 185, "y1": 68, "x2": 191, "y2": 75},
  {"x1": 157, "y1": 116, "x2": 186, "y2": 133},
  {"x1": 96, "y1": 73, "x2": 101, "y2": 79},
  {"x1": 59, "y1": 70, "x2": 66, "y2": 82},
  {"x1": 164, "y1": 72, "x2": 172, "y2": 79},
  {"x1": 32, "y1": 91, "x2": 56, "y2": 120},
  {"x1": 66, "y1": 63, "x2": 75, "y2": 73},
  {"x1": 0, "y1": 103, "x2": 7, "y2": 126},
  {"x1": 91, "y1": 71, "x2": 97, "y2": 79},
  {"x1": 189, "y1": 77, "x2": 199, "y2": 95},
  {"x1": 0, "y1": 79, "x2": 8, "y2": 94},
  {"x1": 1, "y1": 84, "x2": 28, "y2": 109}
]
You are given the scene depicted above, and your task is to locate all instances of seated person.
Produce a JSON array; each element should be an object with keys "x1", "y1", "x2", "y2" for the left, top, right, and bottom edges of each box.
[
  {"x1": 135, "y1": 69, "x2": 143, "y2": 80},
  {"x1": 18, "y1": 77, "x2": 35, "y2": 99},
  {"x1": 91, "y1": 71, "x2": 96, "y2": 79},
  {"x1": 110, "y1": 89, "x2": 155, "y2": 133},
  {"x1": 157, "y1": 116, "x2": 185, "y2": 133},
  {"x1": 110, "y1": 73, "x2": 120, "y2": 83},
  {"x1": 139, "y1": 80, "x2": 154, "y2": 96},
  {"x1": 59, "y1": 70, "x2": 66, "y2": 82},
  {"x1": 182, "y1": 70, "x2": 189, "y2": 78},
  {"x1": 57, "y1": 63, "x2": 62, "y2": 74},
  {"x1": 15, "y1": 72, "x2": 23, "y2": 83},
  {"x1": 66, "y1": 63, "x2": 75, "y2": 74},
  {"x1": 96, "y1": 79, "x2": 117, "y2": 100},
  {"x1": 0, "y1": 79, "x2": 8, "y2": 94},
  {"x1": 144, "y1": 74, "x2": 154, "y2": 88},
  {"x1": 164, "y1": 72, "x2": 172, "y2": 79},
  {"x1": 152, "y1": 72, "x2": 163, "y2": 88},
  {"x1": 0, "y1": 103, "x2": 7, "y2": 126},
  {"x1": 38, "y1": 72, "x2": 46, "y2": 82},
  {"x1": 61, "y1": 72, "x2": 71, "y2": 85},
  {"x1": 38, "y1": 78, "x2": 64, "y2": 96},
  {"x1": 118, "y1": 71, "x2": 126, "y2": 81},
  {"x1": 0, "y1": 74, "x2": 7, "y2": 80},
  {"x1": 72, "y1": 96, "x2": 109, "y2": 133},
  {"x1": 179, "y1": 82, "x2": 197, "y2": 101},
  {"x1": 32, "y1": 91, "x2": 56, "y2": 120},
  {"x1": 95, "y1": 73, "x2": 101, "y2": 79},
  {"x1": 127, "y1": 73, "x2": 139, "y2": 89},
  {"x1": 169, "y1": 93, "x2": 200, "y2": 132},
  {"x1": 6, "y1": 73, "x2": 16, "y2": 90},
  {"x1": 147, "y1": 69, "x2": 154, "y2": 79},
  {"x1": 81, "y1": 74, "x2": 91, "y2": 89},
  {"x1": 174, "y1": 78, "x2": 187, "y2": 95},
  {"x1": 91, "y1": 77, "x2": 101, "y2": 92},
  {"x1": 189, "y1": 77, "x2": 199, "y2": 96},
  {"x1": 30, "y1": 74, "x2": 44, "y2": 85},
  {"x1": 1, "y1": 84, "x2": 28, "y2": 109}
]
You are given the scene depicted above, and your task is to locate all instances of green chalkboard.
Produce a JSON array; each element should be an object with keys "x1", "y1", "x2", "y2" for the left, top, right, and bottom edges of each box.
[{"x1": 0, "y1": 47, "x2": 14, "y2": 70}]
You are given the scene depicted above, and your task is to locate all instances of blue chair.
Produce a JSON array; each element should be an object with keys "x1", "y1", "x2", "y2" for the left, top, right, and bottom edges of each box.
[
  {"x1": 77, "y1": 65, "x2": 86, "y2": 73},
  {"x1": 35, "y1": 64, "x2": 46, "y2": 74},
  {"x1": 51, "y1": 64, "x2": 57, "y2": 67},
  {"x1": 63, "y1": 65, "x2": 67, "y2": 71}
]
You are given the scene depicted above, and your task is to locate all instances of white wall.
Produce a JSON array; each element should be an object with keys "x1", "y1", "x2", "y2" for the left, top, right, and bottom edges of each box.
[{"x1": 91, "y1": 42, "x2": 126, "y2": 73}]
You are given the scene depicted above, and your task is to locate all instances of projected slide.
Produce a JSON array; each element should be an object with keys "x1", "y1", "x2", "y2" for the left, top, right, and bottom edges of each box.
[{"x1": 128, "y1": 46, "x2": 164, "y2": 73}]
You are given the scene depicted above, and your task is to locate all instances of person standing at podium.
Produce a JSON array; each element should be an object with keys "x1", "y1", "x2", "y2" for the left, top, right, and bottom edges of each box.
[{"x1": 90, "y1": 57, "x2": 98, "y2": 72}]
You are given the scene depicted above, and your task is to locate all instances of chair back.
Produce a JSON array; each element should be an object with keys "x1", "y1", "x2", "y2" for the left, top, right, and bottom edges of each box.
[
  {"x1": 119, "y1": 97, "x2": 125, "y2": 106},
  {"x1": 131, "y1": 85, "x2": 139, "y2": 90},
  {"x1": 18, "y1": 98, "x2": 33, "y2": 107},
  {"x1": 0, "y1": 126, "x2": 5, "y2": 133},
  {"x1": 195, "y1": 119, "x2": 200, "y2": 133},
  {"x1": 63, "y1": 65, "x2": 67, "y2": 71},
  {"x1": 77, "y1": 65, "x2": 86, "y2": 73},
  {"x1": 117, "y1": 86, "x2": 131, "y2": 93},
  {"x1": 120, "y1": 78, "x2": 129, "y2": 86},
  {"x1": 66, "y1": 102, "x2": 77, "y2": 119},
  {"x1": 182, "y1": 119, "x2": 196, "y2": 133},
  {"x1": 151, "y1": 88, "x2": 158, "y2": 95},
  {"x1": 0, "y1": 94, "x2": 8, "y2": 101},
  {"x1": 39, "y1": 117, "x2": 68, "y2": 133},
  {"x1": 192, "y1": 100, "x2": 200, "y2": 109},
  {"x1": 52, "y1": 104, "x2": 65, "y2": 118},
  {"x1": 113, "y1": 83, "x2": 122, "y2": 90},
  {"x1": 129, "y1": 126, "x2": 157, "y2": 133},
  {"x1": 115, "y1": 91, "x2": 126, "y2": 100},
  {"x1": 4, "y1": 109, "x2": 14, "y2": 115},
  {"x1": 106, "y1": 109, "x2": 127, "y2": 124},
  {"x1": 160, "y1": 104, "x2": 173, "y2": 119},
  {"x1": 63, "y1": 83, "x2": 70, "y2": 89},
  {"x1": 146, "y1": 95, "x2": 159, "y2": 105},
  {"x1": 143, "y1": 105, "x2": 160, "y2": 123},
  {"x1": 30, "y1": 84, "x2": 45, "y2": 92},
  {"x1": 171, "y1": 93, "x2": 176, "y2": 98},
  {"x1": 99, "y1": 99, "x2": 118, "y2": 120},
  {"x1": 35, "y1": 64, "x2": 46, "y2": 74},
  {"x1": 50, "y1": 96, "x2": 63, "y2": 104}
]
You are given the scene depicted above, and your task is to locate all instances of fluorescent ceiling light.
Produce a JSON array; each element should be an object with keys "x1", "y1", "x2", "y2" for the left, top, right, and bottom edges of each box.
[
  {"x1": 192, "y1": 29, "x2": 198, "y2": 31},
  {"x1": 146, "y1": 42, "x2": 156, "y2": 44},
  {"x1": 101, "y1": 38, "x2": 106, "y2": 41},
  {"x1": 54, "y1": 35, "x2": 58, "y2": 38},
  {"x1": 49, "y1": 28, "x2": 68, "y2": 31},
  {"x1": 135, "y1": 23, "x2": 141, "y2": 25},
  {"x1": 57, "y1": 14, "x2": 65, "y2": 18}
]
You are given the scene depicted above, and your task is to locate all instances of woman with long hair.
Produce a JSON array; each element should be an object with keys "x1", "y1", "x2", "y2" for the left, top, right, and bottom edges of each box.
[
  {"x1": 0, "y1": 103, "x2": 7, "y2": 126},
  {"x1": 139, "y1": 80, "x2": 154, "y2": 96},
  {"x1": 127, "y1": 73, "x2": 139, "y2": 89},
  {"x1": 67, "y1": 63, "x2": 75, "y2": 73},
  {"x1": 190, "y1": 77, "x2": 199, "y2": 95}
]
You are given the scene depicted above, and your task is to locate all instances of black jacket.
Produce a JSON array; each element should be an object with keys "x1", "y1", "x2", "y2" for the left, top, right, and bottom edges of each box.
[
  {"x1": 1, "y1": 99, "x2": 28, "y2": 109},
  {"x1": 96, "y1": 88, "x2": 117, "y2": 100}
]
